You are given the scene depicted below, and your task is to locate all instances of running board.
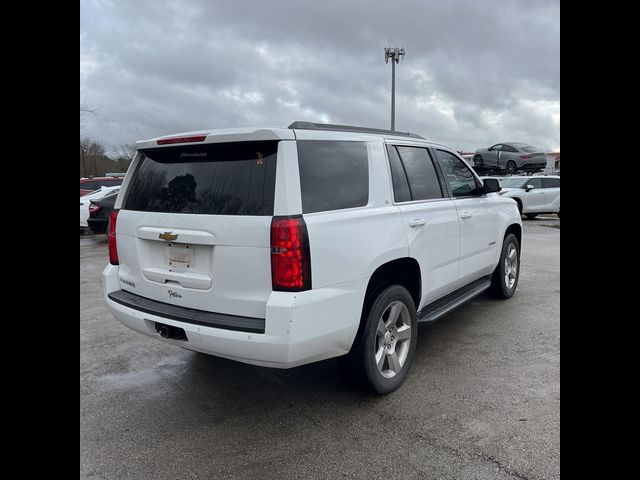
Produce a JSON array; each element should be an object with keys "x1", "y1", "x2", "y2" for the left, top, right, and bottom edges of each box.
[{"x1": 417, "y1": 276, "x2": 492, "y2": 323}]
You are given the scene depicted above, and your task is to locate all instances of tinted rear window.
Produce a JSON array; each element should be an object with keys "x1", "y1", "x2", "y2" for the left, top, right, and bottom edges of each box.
[
  {"x1": 81, "y1": 181, "x2": 97, "y2": 190},
  {"x1": 395, "y1": 146, "x2": 443, "y2": 200},
  {"x1": 297, "y1": 140, "x2": 368, "y2": 214},
  {"x1": 123, "y1": 141, "x2": 278, "y2": 215}
]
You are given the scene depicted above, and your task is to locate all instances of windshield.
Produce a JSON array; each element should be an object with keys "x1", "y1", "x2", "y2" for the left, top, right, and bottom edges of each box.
[{"x1": 499, "y1": 178, "x2": 527, "y2": 188}]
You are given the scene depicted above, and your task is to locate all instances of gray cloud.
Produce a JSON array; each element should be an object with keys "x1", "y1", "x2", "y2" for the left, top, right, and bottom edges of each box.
[{"x1": 80, "y1": 0, "x2": 559, "y2": 153}]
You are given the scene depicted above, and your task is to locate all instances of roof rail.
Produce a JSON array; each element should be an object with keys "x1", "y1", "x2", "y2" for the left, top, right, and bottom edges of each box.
[{"x1": 287, "y1": 121, "x2": 424, "y2": 139}]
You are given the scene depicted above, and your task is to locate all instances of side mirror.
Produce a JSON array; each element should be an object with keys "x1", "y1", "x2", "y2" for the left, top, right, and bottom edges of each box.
[
  {"x1": 482, "y1": 178, "x2": 501, "y2": 193},
  {"x1": 487, "y1": 146, "x2": 493, "y2": 151},
  {"x1": 525, "y1": 184, "x2": 535, "y2": 192}
]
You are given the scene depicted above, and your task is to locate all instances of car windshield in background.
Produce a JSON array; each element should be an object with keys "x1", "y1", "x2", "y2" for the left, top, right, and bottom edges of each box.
[
  {"x1": 499, "y1": 178, "x2": 528, "y2": 188},
  {"x1": 520, "y1": 146, "x2": 542, "y2": 153},
  {"x1": 123, "y1": 141, "x2": 278, "y2": 215}
]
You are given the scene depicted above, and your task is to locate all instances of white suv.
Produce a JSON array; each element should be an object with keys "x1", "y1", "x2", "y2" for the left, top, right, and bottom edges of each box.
[
  {"x1": 498, "y1": 175, "x2": 560, "y2": 219},
  {"x1": 103, "y1": 121, "x2": 522, "y2": 394}
]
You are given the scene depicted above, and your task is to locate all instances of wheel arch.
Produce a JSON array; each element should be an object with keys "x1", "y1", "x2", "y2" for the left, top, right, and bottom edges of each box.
[{"x1": 349, "y1": 257, "x2": 422, "y2": 353}]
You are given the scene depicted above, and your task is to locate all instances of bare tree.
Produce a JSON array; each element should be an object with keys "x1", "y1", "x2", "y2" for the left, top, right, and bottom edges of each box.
[{"x1": 112, "y1": 143, "x2": 138, "y2": 162}]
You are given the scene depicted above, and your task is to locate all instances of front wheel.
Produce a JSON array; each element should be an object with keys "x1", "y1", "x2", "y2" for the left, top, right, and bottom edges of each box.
[
  {"x1": 340, "y1": 285, "x2": 418, "y2": 394},
  {"x1": 525, "y1": 213, "x2": 538, "y2": 219},
  {"x1": 489, "y1": 233, "x2": 520, "y2": 299}
]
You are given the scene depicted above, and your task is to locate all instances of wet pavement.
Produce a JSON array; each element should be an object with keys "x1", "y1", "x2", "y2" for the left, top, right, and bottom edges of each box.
[{"x1": 80, "y1": 215, "x2": 559, "y2": 479}]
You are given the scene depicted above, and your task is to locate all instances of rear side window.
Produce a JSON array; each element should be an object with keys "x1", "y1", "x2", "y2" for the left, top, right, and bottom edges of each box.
[
  {"x1": 297, "y1": 140, "x2": 369, "y2": 214},
  {"x1": 395, "y1": 146, "x2": 443, "y2": 201},
  {"x1": 541, "y1": 178, "x2": 560, "y2": 188},
  {"x1": 386, "y1": 145, "x2": 411, "y2": 202},
  {"x1": 123, "y1": 141, "x2": 278, "y2": 215}
]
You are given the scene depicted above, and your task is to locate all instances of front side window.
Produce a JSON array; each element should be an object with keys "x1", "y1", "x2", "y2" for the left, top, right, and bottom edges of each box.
[
  {"x1": 435, "y1": 150, "x2": 482, "y2": 197},
  {"x1": 297, "y1": 140, "x2": 369, "y2": 214},
  {"x1": 527, "y1": 178, "x2": 543, "y2": 189}
]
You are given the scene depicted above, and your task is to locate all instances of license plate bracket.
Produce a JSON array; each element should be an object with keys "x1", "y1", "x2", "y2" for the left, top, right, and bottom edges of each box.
[{"x1": 165, "y1": 243, "x2": 193, "y2": 271}]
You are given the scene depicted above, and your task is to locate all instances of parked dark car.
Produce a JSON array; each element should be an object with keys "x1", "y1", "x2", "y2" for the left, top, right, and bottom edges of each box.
[
  {"x1": 473, "y1": 143, "x2": 546, "y2": 174},
  {"x1": 87, "y1": 191, "x2": 118, "y2": 234},
  {"x1": 80, "y1": 176, "x2": 124, "y2": 196}
]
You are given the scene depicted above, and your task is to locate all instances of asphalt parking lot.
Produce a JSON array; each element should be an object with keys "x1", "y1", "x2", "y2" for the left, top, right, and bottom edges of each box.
[{"x1": 80, "y1": 216, "x2": 559, "y2": 480}]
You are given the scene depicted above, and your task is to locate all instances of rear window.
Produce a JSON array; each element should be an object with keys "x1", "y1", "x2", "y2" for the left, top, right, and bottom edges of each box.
[
  {"x1": 99, "y1": 179, "x2": 123, "y2": 187},
  {"x1": 297, "y1": 140, "x2": 369, "y2": 214},
  {"x1": 81, "y1": 181, "x2": 97, "y2": 190},
  {"x1": 521, "y1": 146, "x2": 542, "y2": 153},
  {"x1": 123, "y1": 141, "x2": 278, "y2": 215}
]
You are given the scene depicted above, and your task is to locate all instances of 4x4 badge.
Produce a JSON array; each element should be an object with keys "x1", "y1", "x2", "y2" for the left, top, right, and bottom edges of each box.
[{"x1": 159, "y1": 232, "x2": 178, "y2": 242}]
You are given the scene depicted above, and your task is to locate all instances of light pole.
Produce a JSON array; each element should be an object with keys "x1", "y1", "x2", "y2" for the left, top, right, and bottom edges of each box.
[
  {"x1": 384, "y1": 47, "x2": 405, "y2": 131},
  {"x1": 81, "y1": 148, "x2": 87, "y2": 177}
]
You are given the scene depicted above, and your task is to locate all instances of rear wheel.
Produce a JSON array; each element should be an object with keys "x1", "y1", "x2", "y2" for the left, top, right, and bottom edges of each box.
[
  {"x1": 474, "y1": 154, "x2": 483, "y2": 167},
  {"x1": 489, "y1": 233, "x2": 520, "y2": 299},
  {"x1": 339, "y1": 285, "x2": 417, "y2": 394},
  {"x1": 525, "y1": 213, "x2": 538, "y2": 219},
  {"x1": 506, "y1": 160, "x2": 517, "y2": 174}
]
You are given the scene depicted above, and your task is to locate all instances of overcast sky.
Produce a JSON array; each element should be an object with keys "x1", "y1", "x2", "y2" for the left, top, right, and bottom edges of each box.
[{"x1": 80, "y1": 0, "x2": 559, "y2": 154}]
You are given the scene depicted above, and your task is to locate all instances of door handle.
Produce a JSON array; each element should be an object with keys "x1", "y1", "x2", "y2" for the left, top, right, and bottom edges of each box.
[
  {"x1": 460, "y1": 211, "x2": 473, "y2": 219},
  {"x1": 408, "y1": 219, "x2": 426, "y2": 227}
]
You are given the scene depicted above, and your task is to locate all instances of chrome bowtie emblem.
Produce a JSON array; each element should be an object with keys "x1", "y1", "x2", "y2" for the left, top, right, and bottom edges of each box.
[{"x1": 159, "y1": 232, "x2": 178, "y2": 242}]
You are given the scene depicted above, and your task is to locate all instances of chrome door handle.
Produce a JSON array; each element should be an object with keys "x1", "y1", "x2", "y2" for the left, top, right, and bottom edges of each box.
[
  {"x1": 460, "y1": 211, "x2": 473, "y2": 219},
  {"x1": 408, "y1": 219, "x2": 426, "y2": 227}
]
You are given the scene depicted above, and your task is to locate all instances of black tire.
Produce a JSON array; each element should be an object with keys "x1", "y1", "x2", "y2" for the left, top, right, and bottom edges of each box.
[
  {"x1": 489, "y1": 233, "x2": 520, "y2": 299},
  {"x1": 525, "y1": 213, "x2": 537, "y2": 219},
  {"x1": 557, "y1": 211, "x2": 560, "y2": 218},
  {"x1": 339, "y1": 285, "x2": 418, "y2": 394},
  {"x1": 506, "y1": 160, "x2": 517, "y2": 174},
  {"x1": 474, "y1": 154, "x2": 483, "y2": 167}
]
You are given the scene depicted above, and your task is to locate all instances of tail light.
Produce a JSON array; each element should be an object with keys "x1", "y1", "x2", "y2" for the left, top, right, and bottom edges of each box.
[
  {"x1": 520, "y1": 154, "x2": 533, "y2": 160},
  {"x1": 157, "y1": 135, "x2": 207, "y2": 145},
  {"x1": 88, "y1": 202, "x2": 102, "y2": 216},
  {"x1": 270, "y1": 216, "x2": 311, "y2": 291},
  {"x1": 108, "y1": 210, "x2": 119, "y2": 265}
]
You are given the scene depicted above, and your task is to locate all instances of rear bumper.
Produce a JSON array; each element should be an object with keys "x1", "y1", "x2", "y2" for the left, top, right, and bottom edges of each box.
[
  {"x1": 88, "y1": 218, "x2": 108, "y2": 234},
  {"x1": 103, "y1": 264, "x2": 367, "y2": 368},
  {"x1": 518, "y1": 161, "x2": 546, "y2": 171}
]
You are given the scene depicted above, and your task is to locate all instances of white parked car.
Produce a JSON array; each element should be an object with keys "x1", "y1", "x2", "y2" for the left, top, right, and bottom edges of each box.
[
  {"x1": 498, "y1": 175, "x2": 560, "y2": 219},
  {"x1": 80, "y1": 186, "x2": 120, "y2": 229},
  {"x1": 103, "y1": 122, "x2": 522, "y2": 393}
]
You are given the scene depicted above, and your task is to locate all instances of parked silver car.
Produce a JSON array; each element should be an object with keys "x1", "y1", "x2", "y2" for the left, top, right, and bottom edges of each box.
[{"x1": 473, "y1": 143, "x2": 546, "y2": 174}]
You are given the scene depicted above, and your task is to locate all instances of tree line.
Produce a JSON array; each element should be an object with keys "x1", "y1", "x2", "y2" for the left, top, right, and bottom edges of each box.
[{"x1": 80, "y1": 137, "x2": 136, "y2": 178}]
